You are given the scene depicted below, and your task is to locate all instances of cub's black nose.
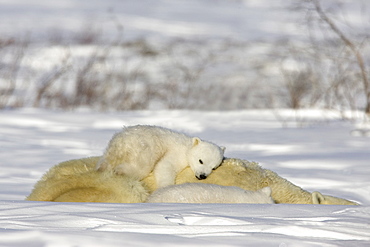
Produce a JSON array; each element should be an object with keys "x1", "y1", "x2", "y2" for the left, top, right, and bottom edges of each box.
[{"x1": 197, "y1": 174, "x2": 207, "y2": 180}]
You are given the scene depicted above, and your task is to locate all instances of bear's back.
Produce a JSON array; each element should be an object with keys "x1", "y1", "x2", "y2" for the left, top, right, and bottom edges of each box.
[{"x1": 121, "y1": 125, "x2": 191, "y2": 148}]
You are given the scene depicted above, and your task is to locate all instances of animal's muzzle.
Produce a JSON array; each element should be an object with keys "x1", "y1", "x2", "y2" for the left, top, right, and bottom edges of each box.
[{"x1": 197, "y1": 174, "x2": 207, "y2": 180}]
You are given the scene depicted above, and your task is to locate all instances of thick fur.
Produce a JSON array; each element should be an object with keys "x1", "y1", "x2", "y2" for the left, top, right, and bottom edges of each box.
[
  {"x1": 96, "y1": 125, "x2": 225, "y2": 188},
  {"x1": 26, "y1": 157, "x2": 148, "y2": 203},
  {"x1": 146, "y1": 183, "x2": 274, "y2": 204},
  {"x1": 26, "y1": 157, "x2": 358, "y2": 205}
]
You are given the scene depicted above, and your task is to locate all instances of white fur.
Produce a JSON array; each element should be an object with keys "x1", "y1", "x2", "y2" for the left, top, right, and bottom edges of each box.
[
  {"x1": 146, "y1": 183, "x2": 274, "y2": 204},
  {"x1": 96, "y1": 125, "x2": 225, "y2": 188}
]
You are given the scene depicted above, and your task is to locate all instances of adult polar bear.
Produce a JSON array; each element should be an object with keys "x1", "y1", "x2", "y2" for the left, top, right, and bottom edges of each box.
[
  {"x1": 96, "y1": 125, "x2": 225, "y2": 188},
  {"x1": 26, "y1": 157, "x2": 358, "y2": 205}
]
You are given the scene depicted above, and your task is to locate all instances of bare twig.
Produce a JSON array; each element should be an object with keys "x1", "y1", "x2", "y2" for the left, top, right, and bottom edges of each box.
[{"x1": 312, "y1": 0, "x2": 369, "y2": 113}]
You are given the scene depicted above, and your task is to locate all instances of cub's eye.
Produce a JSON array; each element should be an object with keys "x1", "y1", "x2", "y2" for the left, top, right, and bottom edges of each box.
[{"x1": 199, "y1": 159, "x2": 203, "y2": 164}]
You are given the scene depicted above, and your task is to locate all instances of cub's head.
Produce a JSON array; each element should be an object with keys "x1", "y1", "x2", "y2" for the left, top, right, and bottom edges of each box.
[{"x1": 188, "y1": 137, "x2": 225, "y2": 180}]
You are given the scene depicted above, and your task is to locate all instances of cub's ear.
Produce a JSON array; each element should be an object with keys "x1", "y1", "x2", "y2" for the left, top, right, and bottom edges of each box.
[
  {"x1": 192, "y1": 137, "x2": 201, "y2": 147},
  {"x1": 221, "y1": 146, "x2": 226, "y2": 152}
]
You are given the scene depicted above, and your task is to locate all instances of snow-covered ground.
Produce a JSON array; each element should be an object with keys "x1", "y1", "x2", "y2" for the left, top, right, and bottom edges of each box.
[{"x1": 0, "y1": 109, "x2": 370, "y2": 246}]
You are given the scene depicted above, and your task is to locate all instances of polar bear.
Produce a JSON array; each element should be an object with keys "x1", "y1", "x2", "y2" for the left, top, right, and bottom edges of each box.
[
  {"x1": 26, "y1": 157, "x2": 358, "y2": 205},
  {"x1": 145, "y1": 183, "x2": 274, "y2": 204},
  {"x1": 96, "y1": 125, "x2": 225, "y2": 188}
]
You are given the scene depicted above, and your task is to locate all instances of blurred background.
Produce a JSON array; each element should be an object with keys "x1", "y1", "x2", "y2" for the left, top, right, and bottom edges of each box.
[{"x1": 0, "y1": 0, "x2": 369, "y2": 114}]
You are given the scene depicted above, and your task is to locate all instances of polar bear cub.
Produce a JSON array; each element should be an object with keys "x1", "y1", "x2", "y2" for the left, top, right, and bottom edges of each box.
[
  {"x1": 146, "y1": 183, "x2": 274, "y2": 203},
  {"x1": 96, "y1": 125, "x2": 225, "y2": 188}
]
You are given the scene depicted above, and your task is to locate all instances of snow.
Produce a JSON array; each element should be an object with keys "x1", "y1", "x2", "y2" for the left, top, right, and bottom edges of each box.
[
  {"x1": 0, "y1": 202, "x2": 369, "y2": 247},
  {"x1": 1, "y1": 109, "x2": 370, "y2": 246}
]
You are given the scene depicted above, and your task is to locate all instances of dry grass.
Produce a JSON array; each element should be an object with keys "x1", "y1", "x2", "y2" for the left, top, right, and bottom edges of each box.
[{"x1": 0, "y1": 2, "x2": 368, "y2": 114}]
